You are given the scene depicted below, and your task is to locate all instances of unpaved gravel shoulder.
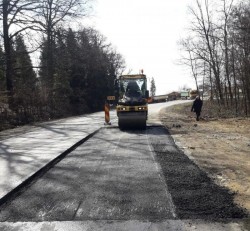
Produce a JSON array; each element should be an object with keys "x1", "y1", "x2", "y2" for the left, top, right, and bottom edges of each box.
[{"x1": 159, "y1": 103, "x2": 250, "y2": 215}]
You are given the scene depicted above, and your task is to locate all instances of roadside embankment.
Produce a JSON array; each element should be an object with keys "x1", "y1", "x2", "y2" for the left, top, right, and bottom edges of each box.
[{"x1": 159, "y1": 101, "x2": 250, "y2": 216}]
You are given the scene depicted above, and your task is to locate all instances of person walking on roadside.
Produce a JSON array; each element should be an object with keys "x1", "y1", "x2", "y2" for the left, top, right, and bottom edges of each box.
[{"x1": 191, "y1": 95, "x2": 203, "y2": 121}]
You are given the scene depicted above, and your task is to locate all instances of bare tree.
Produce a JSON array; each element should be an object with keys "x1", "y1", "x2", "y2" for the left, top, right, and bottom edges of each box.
[
  {"x1": 231, "y1": 2, "x2": 250, "y2": 115},
  {"x1": 188, "y1": 0, "x2": 224, "y2": 104},
  {"x1": 221, "y1": 0, "x2": 234, "y2": 106},
  {"x1": 178, "y1": 37, "x2": 201, "y2": 92},
  {"x1": 0, "y1": 0, "x2": 39, "y2": 106},
  {"x1": 34, "y1": 0, "x2": 91, "y2": 98},
  {"x1": 180, "y1": 0, "x2": 250, "y2": 115}
]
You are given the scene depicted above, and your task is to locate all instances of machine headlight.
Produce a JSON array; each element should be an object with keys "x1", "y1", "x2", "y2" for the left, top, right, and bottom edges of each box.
[{"x1": 118, "y1": 107, "x2": 126, "y2": 111}]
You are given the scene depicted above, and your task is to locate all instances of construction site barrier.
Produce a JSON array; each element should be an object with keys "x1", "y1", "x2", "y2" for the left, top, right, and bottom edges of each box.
[{"x1": 104, "y1": 103, "x2": 111, "y2": 125}]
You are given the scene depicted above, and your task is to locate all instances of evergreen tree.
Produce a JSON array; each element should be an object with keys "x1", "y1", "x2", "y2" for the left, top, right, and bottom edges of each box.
[
  {"x1": 53, "y1": 29, "x2": 72, "y2": 116},
  {"x1": 78, "y1": 28, "x2": 123, "y2": 111},
  {"x1": 13, "y1": 35, "x2": 37, "y2": 107},
  {"x1": 38, "y1": 37, "x2": 56, "y2": 109},
  {"x1": 150, "y1": 77, "x2": 156, "y2": 97},
  {"x1": 66, "y1": 28, "x2": 89, "y2": 114},
  {"x1": 38, "y1": 27, "x2": 125, "y2": 117},
  {"x1": 0, "y1": 46, "x2": 5, "y2": 93},
  {"x1": 0, "y1": 46, "x2": 6, "y2": 104}
]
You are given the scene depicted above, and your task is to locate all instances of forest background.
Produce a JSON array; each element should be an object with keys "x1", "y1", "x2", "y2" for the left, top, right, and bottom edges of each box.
[
  {"x1": 0, "y1": 0, "x2": 125, "y2": 130},
  {"x1": 0, "y1": 0, "x2": 250, "y2": 130}
]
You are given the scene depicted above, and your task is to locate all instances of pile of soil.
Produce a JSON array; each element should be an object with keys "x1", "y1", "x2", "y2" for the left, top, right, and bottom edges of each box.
[{"x1": 159, "y1": 101, "x2": 250, "y2": 216}]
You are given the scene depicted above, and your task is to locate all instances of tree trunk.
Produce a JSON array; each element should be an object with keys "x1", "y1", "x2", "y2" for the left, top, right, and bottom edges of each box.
[
  {"x1": 2, "y1": 0, "x2": 14, "y2": 106},
  {"x1": 231, "y1": 45, "x2": 238, "y2": 115}
]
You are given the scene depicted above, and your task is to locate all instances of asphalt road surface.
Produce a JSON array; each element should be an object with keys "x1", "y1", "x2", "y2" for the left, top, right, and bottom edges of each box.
[
  {"x1": 0, "y1": 126, "x2": 246, "y2": 220},
  {"x1": 0, "y1": 127, "x2": 177, "y2": 221},
  {"x1": 0, "y1": 101, "x2": 248, "y2": 230}
]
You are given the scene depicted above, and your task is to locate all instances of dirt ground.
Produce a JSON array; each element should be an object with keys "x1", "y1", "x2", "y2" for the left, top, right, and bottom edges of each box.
[{"x1": 159, "y1": 101, "x2": 250, "y2": 216}]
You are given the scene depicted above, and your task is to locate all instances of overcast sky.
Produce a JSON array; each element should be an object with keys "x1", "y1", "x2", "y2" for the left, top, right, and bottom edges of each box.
[{"x1": 85, "y1": 0, "x2": 195, "y2": 95}]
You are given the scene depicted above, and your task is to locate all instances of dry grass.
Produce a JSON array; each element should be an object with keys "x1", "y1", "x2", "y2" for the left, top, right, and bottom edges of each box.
[{"x1": 159, "y1": 101, "x2": 250, "y2": 215}]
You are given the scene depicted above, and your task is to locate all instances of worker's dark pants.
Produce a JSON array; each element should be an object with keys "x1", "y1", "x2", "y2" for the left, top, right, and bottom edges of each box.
[{"x1": 196, "y1": 111, "x2": 201, "y2": 121}]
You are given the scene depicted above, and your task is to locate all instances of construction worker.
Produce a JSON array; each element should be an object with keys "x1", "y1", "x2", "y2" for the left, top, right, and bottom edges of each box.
[{"x1": 191, "y1": 95, "x2": 203, "y2": 121}]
